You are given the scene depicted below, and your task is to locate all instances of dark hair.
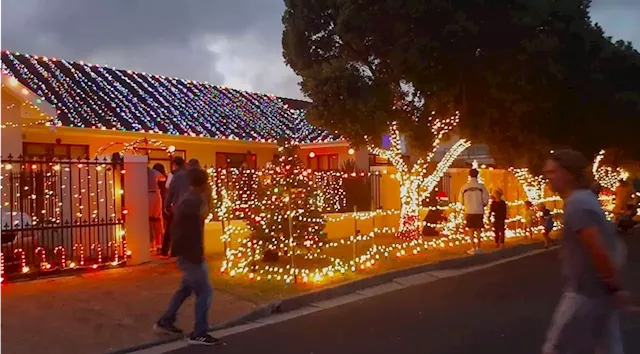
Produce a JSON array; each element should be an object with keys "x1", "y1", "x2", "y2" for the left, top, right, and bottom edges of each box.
[
  {"x1": 172, "y1": 156, "x2": 185, "y2": 167},
  {"x1": 591, "y1": 182, "x2": 601, "y2": 196},
  {"x1": 187, "y1": 168, "x2": 208, "y2": 188},
  {"x1": 188, "y1": 158, "x2": 201, "y2": 169},
  {"x1": 469, "y1": 169, "x2": 479, "y2": 178},
  {"x1": 152, "y1": 163, "x2": 166, "y2": 176},
  {"x1": 549, "y1": 149, "x2": 592, "y2": 189}
]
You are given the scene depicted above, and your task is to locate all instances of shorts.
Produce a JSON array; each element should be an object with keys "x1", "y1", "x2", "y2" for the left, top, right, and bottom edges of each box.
[
  {"x1": 465, "y1": 214, "x2": 484, "y2": 229},
  {"x1": 542, "y1": 292, "x2": 622, "y2": 354}
]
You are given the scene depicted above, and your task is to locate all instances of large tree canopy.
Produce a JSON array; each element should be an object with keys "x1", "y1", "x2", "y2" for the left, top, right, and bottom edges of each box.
[{"x1": 282, "y1": 0, "x2": 640, "y2": 165}]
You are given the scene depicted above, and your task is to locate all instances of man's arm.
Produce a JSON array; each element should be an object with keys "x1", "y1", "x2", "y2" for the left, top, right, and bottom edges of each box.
[
  {"x1": 570, "y1": 204, "x2": 620, "y2": 290},
  {"x1": 165, "y1": 177, "x2": 177, "y2": 210},
  {"x1": 578, "y1": 226, "x2": 620, "y2": 290}
]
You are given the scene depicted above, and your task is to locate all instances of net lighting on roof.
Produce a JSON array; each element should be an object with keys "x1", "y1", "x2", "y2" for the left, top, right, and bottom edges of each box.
[{"x1": 1, "y1": 50, "x2": 340, "y2": 144}]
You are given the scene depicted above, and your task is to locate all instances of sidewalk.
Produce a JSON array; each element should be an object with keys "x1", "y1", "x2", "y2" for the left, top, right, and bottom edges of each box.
[
  {"x1": 0, "y1": 261, "x2": 255, "y2": 354},
  {"x1": 0, "y1": 236, "x2": 539, "y2": 354}
]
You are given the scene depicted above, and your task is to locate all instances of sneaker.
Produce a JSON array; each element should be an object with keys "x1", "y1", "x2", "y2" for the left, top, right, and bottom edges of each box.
[
  {"x1": 188, "y1": 333, "x2": 223, "y2": 346},
  {"x1": 154, "y1": 322, "x2": 183, "y2": 335}
]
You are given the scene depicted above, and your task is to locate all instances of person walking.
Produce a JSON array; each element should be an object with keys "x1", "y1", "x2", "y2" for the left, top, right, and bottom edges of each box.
[
  {"x1": 459, "y1": 168, "x2": 489, "y2": 254},
  {"x1": 490, "y1": 189, "x2": 507, "y2": 248},
  {"x1": 162, "y1": 156, "x2": 187, "y2": 256},
  {"x1": 154, "y1": 168, "x2": 221, "y2": 345},
  {"x1": 542, "y1": 149, "x2": 636, "y2": 354},
  {"x1": 613, "y1": 179, "x2": 633, "y2": 222},
  {"x1": 539, "y1": 203, "x2": 554, "y2": 248}
]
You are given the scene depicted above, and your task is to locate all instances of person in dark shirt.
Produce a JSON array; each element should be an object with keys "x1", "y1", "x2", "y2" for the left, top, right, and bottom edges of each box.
[
  {"x1": 490, "y1": 189, "x2": 507, "y2": 248},
  {"x1": 162, "y1": 156, "x2": 187, "y2": 256},
  {"x1": 155, "y1": 168, "x2": 220, "y2": 346},
  {"x1": 540, "y1": 204, "x2": 554, "y2": 248}
]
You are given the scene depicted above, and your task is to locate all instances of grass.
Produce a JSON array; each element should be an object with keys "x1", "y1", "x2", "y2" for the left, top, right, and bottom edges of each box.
[{"x1": 207, "y1": 233, "x2": 542, "y2": 305}]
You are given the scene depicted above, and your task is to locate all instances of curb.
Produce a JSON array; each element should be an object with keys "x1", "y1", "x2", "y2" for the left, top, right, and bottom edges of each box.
[{"x1": 107, "y1": 241, "x2": 548, "y2": 354}]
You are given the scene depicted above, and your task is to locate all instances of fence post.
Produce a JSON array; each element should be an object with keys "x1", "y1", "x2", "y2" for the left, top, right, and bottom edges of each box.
[
  {"x1": 372, "y1": 211, "x2": 376, "y2": 247},
  {"x1": 353, "y1": 205, "x2": 358, "y2": 266},
  {"x1": 122, "y1": 155, "x2": 151, "y2": 265}
]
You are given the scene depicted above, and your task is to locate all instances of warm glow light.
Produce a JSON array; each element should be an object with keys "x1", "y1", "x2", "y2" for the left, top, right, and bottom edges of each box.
[
  {"x1": 348, "y1": 148, "x2": 355, "y2": 155},
  {"x1": 308, "y1": 151, "x2": 316, "y2": 158}
]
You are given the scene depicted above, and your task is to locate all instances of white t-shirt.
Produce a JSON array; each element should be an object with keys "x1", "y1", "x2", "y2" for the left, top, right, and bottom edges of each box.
[{"x1": 166, "y1": 173, "x2": 174, "y2": 188}]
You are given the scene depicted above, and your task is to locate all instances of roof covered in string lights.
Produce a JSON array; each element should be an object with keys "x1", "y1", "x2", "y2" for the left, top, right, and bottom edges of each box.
[{"x1": 1, "y1": 51, "x2": 340, "y2": 144}]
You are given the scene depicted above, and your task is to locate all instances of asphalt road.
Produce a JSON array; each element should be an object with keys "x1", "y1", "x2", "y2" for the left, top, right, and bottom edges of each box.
[{"x1": 169, "y1": 236, "x2": 640, "y2": 354}]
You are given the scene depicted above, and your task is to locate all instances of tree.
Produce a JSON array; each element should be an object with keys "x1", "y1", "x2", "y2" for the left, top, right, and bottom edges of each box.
[
  {"x1": 283, "y1": 0, "x2": 471, "y2": 239},
  {"x1": 369, "y1": 122, "x2": 470, "y2": 239},
  {"x1": 246, "y1": 138, "x2": 326, "y2": 260},
  {"x1": 283, "y1": 0, "x2": 640, "y2": 171}
]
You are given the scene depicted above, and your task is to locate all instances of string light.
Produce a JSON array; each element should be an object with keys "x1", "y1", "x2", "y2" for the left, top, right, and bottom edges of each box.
[
  {"x1": 94, "y1": 137, "x2": 171, "y2": 158},
  {"x1": 0, "y1": 252, "x2": 3, "y2": 283},
  {"x1": 54, "y1": 246, "x2": 66, "y2": 268},
  {"x1": 367, "y1": 114, "x2": 470, "y2": 239},
  {"x1": 1, "y1": 51, "x2": 338, "y2": 144},
  {"x1": 0, "y1": 156, "x2": 126, "y2": 280},
  {"x1": 592, "y1": 150, "x2": 629, "y2": 191},
  {"x1": 0, "y1": 96, "x2": 58, "y2": 129},
  {"x1": 509, "y1": 168, "x2": 547, "y2": 203},
  {"x1": 216, "y1": 160, "x2": 572, "y2": 284}
]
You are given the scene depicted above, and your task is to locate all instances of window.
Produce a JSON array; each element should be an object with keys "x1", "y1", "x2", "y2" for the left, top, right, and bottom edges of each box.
[
  {"x1": 216, "y1": 152, "x2": 257, "y2": 169},
  {"x1": 23, "y1": 142, "x2": 89, "y2": 159},
  {"x1": 369, "y1": 154, "x2": 410, "y2": 166},
  {"x1": 307, "y1": 154, "x2": 338, "y2": 171}
]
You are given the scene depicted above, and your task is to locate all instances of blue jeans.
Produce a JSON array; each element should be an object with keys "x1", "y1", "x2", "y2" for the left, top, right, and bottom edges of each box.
[{"x1": 159, "y1": 258, "x2": 213, "y2": 336}]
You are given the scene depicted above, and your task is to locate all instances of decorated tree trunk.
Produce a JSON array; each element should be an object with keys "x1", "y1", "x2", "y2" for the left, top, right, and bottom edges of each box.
[
  {"x1": 397, "y1": 176, "x2": 422, "y2": 239},
  {"x1": 368, "y1": 119, "x2": 471, "y2": 240}
]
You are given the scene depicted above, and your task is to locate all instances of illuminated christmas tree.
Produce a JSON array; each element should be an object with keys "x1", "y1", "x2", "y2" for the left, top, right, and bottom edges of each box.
[{"x1": 247, "y1": 138, "x2": 326, "y2": 261}]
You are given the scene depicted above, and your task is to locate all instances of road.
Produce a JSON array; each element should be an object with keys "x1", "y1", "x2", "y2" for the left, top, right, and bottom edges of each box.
[{"x1": 169, "y1": 236, "x2": 640, "y2": 354}]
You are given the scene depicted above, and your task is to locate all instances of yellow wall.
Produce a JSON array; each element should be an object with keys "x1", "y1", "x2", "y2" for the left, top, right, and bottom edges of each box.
[
  {"x1": 21, "y1": 126, "x2": 353, "y2": 171},
  {"x1": 1, "y1": 88, "x2": 24, "y2": 157},
  {"x1": 22, "y1": 126, "x2": 279, "y2": 167}
]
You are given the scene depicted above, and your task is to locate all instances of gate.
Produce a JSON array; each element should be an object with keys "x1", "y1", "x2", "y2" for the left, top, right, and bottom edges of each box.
[{"x1": 0, "y1": 155, "x2": 126, "y2": 281}]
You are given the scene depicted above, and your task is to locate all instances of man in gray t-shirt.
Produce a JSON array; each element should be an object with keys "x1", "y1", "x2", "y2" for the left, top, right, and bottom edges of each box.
[
  {"x1": 561, "y1": 189, "x2": 618, "y2": 297},
  {"x1": 542, "y1": 150, "x2": 635, "y2": 354}
]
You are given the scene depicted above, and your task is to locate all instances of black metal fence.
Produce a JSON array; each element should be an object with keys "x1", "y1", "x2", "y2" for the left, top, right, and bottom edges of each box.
[
  {"x1": 206, "y1": 168, "x2": 381, "y2": 219},
  {"x1": 0, "y1": 155, "x2": 126, "y2": 281}
]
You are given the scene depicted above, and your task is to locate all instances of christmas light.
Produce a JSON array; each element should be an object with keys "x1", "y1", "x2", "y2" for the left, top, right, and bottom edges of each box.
[
  {"x1": 367, "y1": 114, "x2": 470, "y2": 239},
  {"x1": 54, "y1": 246, "x2": 66, "y2": 268},
  {"x1": 2, "y1": 51, "x2": 339, "y2": 144},
  {"x1": 509, "y1": 168, "x2": 547, "y2": 203},
  {"x1": 592, "y1": 150, "x2": 629, "y2": 191},
  {"x1": 217, "y1": 162, "x2": 571, "y2": 284}
]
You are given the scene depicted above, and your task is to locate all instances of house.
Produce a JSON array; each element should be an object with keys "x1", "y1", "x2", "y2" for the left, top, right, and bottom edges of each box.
[{"x1": 1, "y1": 51, "x2": 353, "y2": 172}]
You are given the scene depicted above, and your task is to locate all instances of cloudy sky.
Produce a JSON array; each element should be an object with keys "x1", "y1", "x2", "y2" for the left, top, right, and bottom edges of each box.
[{"x1": 1, "y1": 0, "x2": 638, "y2": 100}]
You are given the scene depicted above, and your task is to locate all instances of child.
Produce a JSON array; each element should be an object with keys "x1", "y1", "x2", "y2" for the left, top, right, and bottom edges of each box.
[
  {"x1": 540, "y1": 204, "x2": 554, "y2": 248},
  {"x1": 617, "y1": 202, "x2": 638, "y2": 234},
  {"x1": 490, "y1": 189, "x2": 507, "y2": 248},
  {"x1": 155, "y1": 168, "x2": 221, "y2": 346},
  {"x1": 523, "y1": 200, "x2": 536, "y2": 240}
]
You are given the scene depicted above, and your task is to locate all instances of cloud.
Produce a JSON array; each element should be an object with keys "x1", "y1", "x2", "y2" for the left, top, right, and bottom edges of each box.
[
  {"x1": 1, "y1": 0, "x2": 305, "y2": 98},
  {"x1": 1, "y1": 0, "x2": 638, "y2": 101}
]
